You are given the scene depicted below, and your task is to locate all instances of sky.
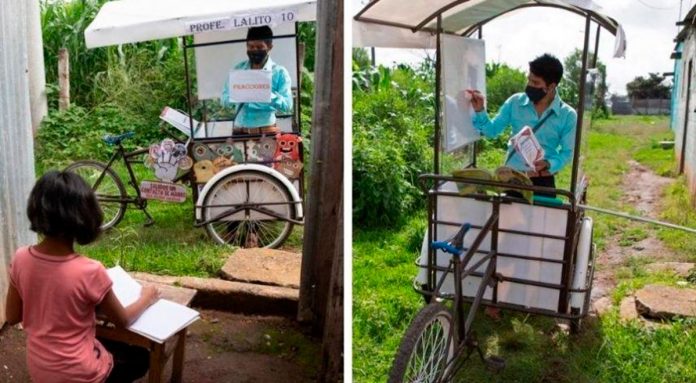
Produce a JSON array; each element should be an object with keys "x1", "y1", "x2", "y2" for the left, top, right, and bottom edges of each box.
[{"x1": 351, "y1": 0, "x2": 689, "y2": 95}]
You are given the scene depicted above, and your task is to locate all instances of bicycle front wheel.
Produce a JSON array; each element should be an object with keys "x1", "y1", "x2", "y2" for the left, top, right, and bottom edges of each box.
[
  {"x1": 65, "y1": 160, "x2": 127, "y2": 230},
  {"x1": 389, "y1": 303, "x2": 456, "y2": 383},
  {"x1": 202, "y1": 170, "x2": 295, "y2": 248}
]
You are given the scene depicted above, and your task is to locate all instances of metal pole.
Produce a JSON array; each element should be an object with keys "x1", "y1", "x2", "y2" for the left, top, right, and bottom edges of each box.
[
  {"x1": 182, "y1": 37, "x2": 198, "y2": 203},
  {"x1": 580, "y1": 204, "x2": 696, "y2": 234},
  {"x1": 592, "y1": 23, "x2": 600, "y2": 68},
  {"x1": 570, "y1": 15, "x2": 591, "y2": 197},
  {"x1": 182, "y1": 37, "x2": 194, "y2": 138},
  {"x1": 434, "y1": 15, "x2": 442, "y2": 174},
  {"x1": 473, "y1": 25, "x2": 483, "y2": 168}
]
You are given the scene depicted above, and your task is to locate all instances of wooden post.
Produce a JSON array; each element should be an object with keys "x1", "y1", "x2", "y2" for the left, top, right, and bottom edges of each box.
[
  {"x1": 298, "y1": 0, "x2": 343, "y2": 336},
  {"x1": 58, "y1": 48, "x2": 70, "y2": 111},
  {"x1": 319, "y1": 196, "x2": 343, "y2": 382}
]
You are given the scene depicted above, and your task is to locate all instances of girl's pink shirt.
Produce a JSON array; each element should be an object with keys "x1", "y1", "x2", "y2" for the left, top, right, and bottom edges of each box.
[{"x1": 9, "y1": 246, "x2": 114, "y2": 383}]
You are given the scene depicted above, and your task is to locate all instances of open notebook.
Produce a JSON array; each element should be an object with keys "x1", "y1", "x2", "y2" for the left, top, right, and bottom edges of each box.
[{"x1": 106, "y1": 266, "x2": 200, "y2": 343}]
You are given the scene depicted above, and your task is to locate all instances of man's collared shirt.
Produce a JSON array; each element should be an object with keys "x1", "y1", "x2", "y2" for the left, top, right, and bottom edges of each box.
[
  {"x1": 221, "y1": 57, "x2": 293, "y2": 128},
  {"x1": 472, "y1": 92, "x2": 577, "y2": 174}
]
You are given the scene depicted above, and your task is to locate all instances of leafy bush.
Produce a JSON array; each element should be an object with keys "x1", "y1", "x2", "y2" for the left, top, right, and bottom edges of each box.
[
  {"x1": 353, "y1": 64, "x2": 434, "y2": 227},
  {"x1": 485, "y1": 63, "x2": 527, "y2": 114},
  {"x1": 36, "y1": 105, "x2": 156, "y2": 171}
]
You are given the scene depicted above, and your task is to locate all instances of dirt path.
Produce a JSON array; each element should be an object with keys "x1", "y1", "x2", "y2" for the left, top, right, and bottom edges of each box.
[
  {"x1": 591, "y1": 160, "x2": 678, "y2": 302},
  {"x1": 0, "y1": 309, "x2": 319, "y2": 383}
]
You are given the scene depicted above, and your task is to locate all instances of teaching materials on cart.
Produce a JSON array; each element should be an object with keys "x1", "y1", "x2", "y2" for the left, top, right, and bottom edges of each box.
[
  {"x1": 509, "y1": 126, "x2": 545, "y2": 169},
  {"x1": 106, "y1": 266, "x2": 200, "y2": 343}
]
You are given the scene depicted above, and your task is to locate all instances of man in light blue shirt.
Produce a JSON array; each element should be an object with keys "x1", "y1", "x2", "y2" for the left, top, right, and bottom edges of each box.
[
  {"x1": 221, "y1": 26, "x2": 293, "y2": 134},
  {"x1": 469, "y1": 54, "x2": 577, "y2": 195}
]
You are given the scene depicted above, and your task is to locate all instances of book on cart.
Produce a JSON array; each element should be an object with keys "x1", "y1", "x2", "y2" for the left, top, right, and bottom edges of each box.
[{"x1": 106, "y1": 266, "x2": 200, "y2": 344}]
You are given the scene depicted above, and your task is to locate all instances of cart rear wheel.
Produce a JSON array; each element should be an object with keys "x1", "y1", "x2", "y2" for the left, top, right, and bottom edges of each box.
[
  {"x1": 202, "y1": 170, "x2": 295, "y2": 248},
  {"x1": 65, "y1": 160, "x2": 127, "y2": 230},
  {"x1": 389, "y1": 303, "x2": 456, "y2": 383}
]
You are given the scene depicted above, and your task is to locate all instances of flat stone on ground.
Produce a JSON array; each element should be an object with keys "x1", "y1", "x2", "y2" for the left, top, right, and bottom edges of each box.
[
  {"x1": 619, "y1": 296, "x2": 639, "y2": 321},
  {"x1": 221, "y1": 248, "x2": 301, "y2": 289},
  {"x1": 635, "y1": 284, "x2": 696, "y2": 320},
  {"x1": 645, "y1": 262, "x2": 695, "y2": 277},
  {"x1": 592, "y1": 296, "x2": 613, "y2": 316}
]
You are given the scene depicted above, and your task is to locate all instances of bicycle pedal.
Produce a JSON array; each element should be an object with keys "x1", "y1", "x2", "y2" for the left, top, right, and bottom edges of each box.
[{"x1": 484, "y1": 355, "x2": 506, "y2": 372}]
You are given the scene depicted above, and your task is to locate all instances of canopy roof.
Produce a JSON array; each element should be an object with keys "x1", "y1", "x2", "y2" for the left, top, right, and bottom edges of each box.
[
  {"x1": 354, "y1": 0, "x2": 626, "y2": 57},
  {"x1": 85, "y1": 0, "x2": 316, "y2": 48}
]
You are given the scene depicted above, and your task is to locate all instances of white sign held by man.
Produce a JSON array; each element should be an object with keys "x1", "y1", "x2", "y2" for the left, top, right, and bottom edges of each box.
[{"x1": 228, "y1": 69, "x2": 272, "y2": 103}]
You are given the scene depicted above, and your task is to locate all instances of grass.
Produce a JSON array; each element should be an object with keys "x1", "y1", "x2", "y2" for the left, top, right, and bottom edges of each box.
[{"x1": 353, "y1": 115, "x2": 696, "y2": 382}]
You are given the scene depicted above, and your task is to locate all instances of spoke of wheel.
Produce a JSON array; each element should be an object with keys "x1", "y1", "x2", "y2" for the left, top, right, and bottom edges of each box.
[{"x1": 405, "y1": 317, "x2": 449, "y2": 383}]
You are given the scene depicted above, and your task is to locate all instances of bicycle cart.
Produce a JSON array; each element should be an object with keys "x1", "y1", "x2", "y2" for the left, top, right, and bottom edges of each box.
[
  {"x1": 68, "y1": 0, "x2": 317, "y2": 248},
  {"x1": 354, "y1": 1, "x2": 626, "y2": 380}
]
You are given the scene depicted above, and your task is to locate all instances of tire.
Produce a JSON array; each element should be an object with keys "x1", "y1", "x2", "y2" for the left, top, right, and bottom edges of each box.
[
  {"x1": 202, "y1": 170, "x2": 295, "y2": 248},
  {"x1": 65, "y1": 160, "x2": 127, "y2": 230},
  {"x1": 389, "y1": 303, "x2": 456, "y2": 383}
]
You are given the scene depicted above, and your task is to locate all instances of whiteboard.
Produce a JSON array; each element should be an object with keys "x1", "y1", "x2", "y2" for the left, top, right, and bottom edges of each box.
[
  {"x1": 194, "y1": 22, "x2": 298, "y2": 101},
  {"x1": 441, "y1": 35, "x2": 486, "y2": 153}
]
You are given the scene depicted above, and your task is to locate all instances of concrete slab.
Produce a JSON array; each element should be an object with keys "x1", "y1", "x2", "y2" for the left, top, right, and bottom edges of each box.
[
  {"x1": 220, "y1": 248, "x2": 302, "y2": 289},
  {"x1": 635, "y1": 284, "x2": 696, "y2": 320},
  {"x1": 132, "y1": 272, "x2": 298, "y2": 317}
]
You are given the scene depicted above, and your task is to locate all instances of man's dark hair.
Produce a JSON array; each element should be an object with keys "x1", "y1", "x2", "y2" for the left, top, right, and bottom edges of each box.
[
  {"x1": 247, "y1": 26, "x2": 273, "y2": 45},
  {"x1": 529, "y1": 54, "x2": 564, "y2": 86},
  {"x1": 27, "y1": 170, "x2": 103, "y2": 245}
]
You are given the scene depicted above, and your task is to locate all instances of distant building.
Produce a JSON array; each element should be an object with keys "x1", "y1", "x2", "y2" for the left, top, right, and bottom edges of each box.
[
  {"x1": 671, "y1": 6, "x2": 696, "y2": 201},
  {"x1": 610, "y1": 94, "x2": 634, "y2": 115}
]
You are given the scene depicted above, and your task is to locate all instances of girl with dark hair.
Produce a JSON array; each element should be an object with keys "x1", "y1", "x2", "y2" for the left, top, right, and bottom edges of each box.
[{"x1": 4, "y1": 170, "x2": 159, "y2": 383}]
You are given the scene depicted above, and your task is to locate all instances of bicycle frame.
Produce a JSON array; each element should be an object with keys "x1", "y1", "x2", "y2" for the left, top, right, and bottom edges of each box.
[
  {"x1": 417, "y1": 174, "x2": 594, "y2": 321},
  {"x1": 416, "y1": 174, "x2": 596, "y2": 381},
  {"x1": 426, "y1": 206, "x2": 500, "y2": 381},
  {"x1": 95, "y1": 143, "x2": 188, "y2": 204}
]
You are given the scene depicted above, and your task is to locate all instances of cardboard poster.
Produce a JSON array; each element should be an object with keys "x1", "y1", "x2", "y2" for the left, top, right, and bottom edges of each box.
[
  {"x1": 140, "y1": 180, "x2": 187, "y2": 203},
  {"x1": 228, "y1": 69, "x2": 272, "y2": 103},
  {"x1": 441, "y1": 35, "x2": 486, "y2": 153}
]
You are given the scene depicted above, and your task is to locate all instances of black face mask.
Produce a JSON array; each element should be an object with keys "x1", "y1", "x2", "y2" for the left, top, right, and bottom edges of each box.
[
  {"x1": 525, "y1": 85, "x2": 547, "y2": 104},
  {"x1": 247, "y1": 50, "x2": 268, "y2": 65}
]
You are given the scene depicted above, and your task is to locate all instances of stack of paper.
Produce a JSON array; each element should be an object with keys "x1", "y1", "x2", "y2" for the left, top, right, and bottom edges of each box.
[{"x1": 106, "y1": 266, "x2": 200, "y2": 344}]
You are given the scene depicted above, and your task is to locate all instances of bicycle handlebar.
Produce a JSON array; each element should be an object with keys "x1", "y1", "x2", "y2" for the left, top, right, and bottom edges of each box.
[
  {"x1": 431, "y1": 223, "x2": 471, "y2": 255},
  {"x1": 103, "y1": 131, "x2": 135, "y2": 145}
]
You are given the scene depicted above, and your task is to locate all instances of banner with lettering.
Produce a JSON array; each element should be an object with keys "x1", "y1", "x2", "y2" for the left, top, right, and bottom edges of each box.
[{"x1": 186, "y1": 9, "x2": 298, "y2": 35}]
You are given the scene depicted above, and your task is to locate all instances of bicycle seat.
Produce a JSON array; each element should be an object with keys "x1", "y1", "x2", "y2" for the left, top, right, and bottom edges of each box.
[{"x1": 103, "y1": 132, "x2": 135, "y2": 146}]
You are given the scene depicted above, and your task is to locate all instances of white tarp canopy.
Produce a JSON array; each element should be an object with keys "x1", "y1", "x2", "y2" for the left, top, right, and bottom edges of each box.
[
  {"x1": 353, "y1": 0, "x2": 626, "y2": 58},
  {"x1": 85, "y1": 0, "x2": 316, "y2": 48}
]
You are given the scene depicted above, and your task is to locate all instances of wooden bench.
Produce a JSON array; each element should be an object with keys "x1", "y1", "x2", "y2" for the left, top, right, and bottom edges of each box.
[{"x1": 97, "y1": 281, "x2": 197, "y2": 383}]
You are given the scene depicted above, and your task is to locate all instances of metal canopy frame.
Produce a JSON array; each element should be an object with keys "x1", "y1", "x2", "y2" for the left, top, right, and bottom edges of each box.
[{"x1": 355, "y1": 0, "x2": 621, "y2": 198}]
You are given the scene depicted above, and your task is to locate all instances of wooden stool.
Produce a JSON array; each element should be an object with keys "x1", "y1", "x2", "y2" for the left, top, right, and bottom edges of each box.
[{"x1": 97, "y1": 281, "x2": 197, "y2": 383}]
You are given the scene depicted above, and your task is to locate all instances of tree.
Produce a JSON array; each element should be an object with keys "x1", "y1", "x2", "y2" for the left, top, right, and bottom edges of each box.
[
  {"x1": 626, "y1": 73, "x2": 671, "y2": 99},
  {"x1": 558, "y1": 49, "x2": 609, "y2": 119},
  {"x1": 485, "y1": 62, "x2": 527, "y2": 114}
]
